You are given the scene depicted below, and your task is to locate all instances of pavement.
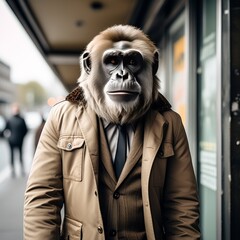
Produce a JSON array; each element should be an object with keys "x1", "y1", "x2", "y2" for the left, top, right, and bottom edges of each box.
[{"x1": 0, "y1": 130, "x2": 35, "y2": 240}]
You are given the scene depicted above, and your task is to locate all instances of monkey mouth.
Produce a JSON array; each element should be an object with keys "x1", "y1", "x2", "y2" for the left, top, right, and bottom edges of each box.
[{"x1": 107, "y1": 91, "x2": 139, "y2": 102}]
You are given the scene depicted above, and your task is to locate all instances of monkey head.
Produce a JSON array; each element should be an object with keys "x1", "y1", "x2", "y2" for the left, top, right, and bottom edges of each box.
[{"x1": 78, "y1": 25, "x2": 160, "y2": 124}]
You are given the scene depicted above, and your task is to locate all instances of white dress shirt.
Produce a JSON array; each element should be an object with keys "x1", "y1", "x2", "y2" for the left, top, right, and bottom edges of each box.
[{"x1": 101, "y1": 119, "x2": 135, "y2": 162}]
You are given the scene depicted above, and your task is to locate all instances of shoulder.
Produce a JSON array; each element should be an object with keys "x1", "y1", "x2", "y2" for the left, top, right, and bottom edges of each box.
[
  {"x1": 50, "y1": 100, "x2": 79, "y2": 117},
  {"x1": 46, "y1": 100, "x2": 80, "y2": 130},
  {"x1": 162, "y1": 110, "x2": 187, "y2": 145},
  {"x1": 161, "y1": 109, "x2": 182, "y2": 125},
  {"x1": 44, "y1": 100, "x2": 82, "y2": 135},
  {"x1": 152, "y1": 93, "x2": 171, "y2": 113},
  {"x1": 152, "y1": 93, "x2": 183, "y2": 125}
]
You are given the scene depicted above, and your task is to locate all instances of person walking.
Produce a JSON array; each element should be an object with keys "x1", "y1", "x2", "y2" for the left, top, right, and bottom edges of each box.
[
  {"x1": 34, "y1": 114, "x2": 46, "y2": 150},
  {"x1": 4, "y1": 103, "x2": 28, "y2": 177}
]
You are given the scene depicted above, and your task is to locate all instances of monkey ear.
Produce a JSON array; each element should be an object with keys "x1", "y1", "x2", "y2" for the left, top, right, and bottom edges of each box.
[
  {"x1": 152, "y1": 51, "x2": 159, "y2": 75},
  {"x1": 82, "y1": 51, "x2": 91, "y2": 74}
]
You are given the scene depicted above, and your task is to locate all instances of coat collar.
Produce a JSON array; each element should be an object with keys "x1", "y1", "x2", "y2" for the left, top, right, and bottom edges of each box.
[
  {"x1": 66, "y1": 86, "x2": 172, "y2": 114},
  {"x1": 66, "y1": 86, "x2": 86, "y2": 106}
]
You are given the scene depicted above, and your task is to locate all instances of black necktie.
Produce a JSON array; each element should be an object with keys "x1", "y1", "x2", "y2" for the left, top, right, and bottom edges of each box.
[{"x1": 114, "y1": 124, "x2": 127, "y2": 179}]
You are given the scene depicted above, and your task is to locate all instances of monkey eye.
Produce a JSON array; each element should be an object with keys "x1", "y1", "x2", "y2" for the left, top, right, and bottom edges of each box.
[
  {"x1": 129, "y1": 59, "x2": 137, "y2": 66},
  {"x1": 110, "y1": 58, "x2": 118, "y2": 65},
  {"x1": 124, "y1": 52, "x2": 144, "y2": 72},
  {"x1": 104, "y1": 56, "x2": 119, "y2": 66}
]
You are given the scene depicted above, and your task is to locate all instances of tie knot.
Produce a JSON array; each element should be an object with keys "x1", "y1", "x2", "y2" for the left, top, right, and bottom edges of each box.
[{"x1": 118, "y1": 124, "x2": 127, "y2": 132}]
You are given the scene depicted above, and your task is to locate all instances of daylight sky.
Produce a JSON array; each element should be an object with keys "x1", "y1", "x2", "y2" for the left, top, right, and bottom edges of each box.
[{"x1": 0, "y1": 0, "x2": 67, "y2": 96}]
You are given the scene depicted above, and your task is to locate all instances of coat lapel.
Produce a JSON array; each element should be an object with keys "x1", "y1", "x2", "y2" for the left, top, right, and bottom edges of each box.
[
  {"x1": 142, "y1": 109, "x2": 167, "y2": 170},
  {"x1": 117, "y1": 110, "x2": 167, "y2": 188},
  {"x1": 75, "y1": 104, "x2": 100, "y2": 183},
  {"x1": 116, "y1": 120, "x2": 144, "y2": 188},
  {"x1": 141, "y1": 109, "x2": 168, "y2": 239},
  {"x1": 98, "y1": 119, "x2": 117, "y2": 184}
]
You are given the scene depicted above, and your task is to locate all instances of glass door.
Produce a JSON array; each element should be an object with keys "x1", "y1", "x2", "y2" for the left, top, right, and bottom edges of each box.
[
  {"x1": 167, "y1": 12, "x2": 188, "y2": 129},
  {"x1": 197, "y1": 0, "x2": 220, "y2": 239}
]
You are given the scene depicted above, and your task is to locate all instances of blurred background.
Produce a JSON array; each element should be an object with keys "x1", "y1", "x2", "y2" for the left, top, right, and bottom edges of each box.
[
  {"x1": 0, "y1": 0, "x2": 67, "y2": 123},
  {"x1": 0, "y1": 0, "x2": 239, "y2": 239}
]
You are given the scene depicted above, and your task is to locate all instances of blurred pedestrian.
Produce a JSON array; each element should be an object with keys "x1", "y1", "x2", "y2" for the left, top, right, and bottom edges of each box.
[
  {"x1": 34, "y1": 114, "x2": 46, "y2": 150},
  {"x1": 4, "y1": 103, "x2": 28, "y2": 177}
]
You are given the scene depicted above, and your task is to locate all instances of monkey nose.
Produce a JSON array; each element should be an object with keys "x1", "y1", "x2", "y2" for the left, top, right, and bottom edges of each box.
[{"x1": 116, "y1": 70, "x2": 129, "y2": 81}]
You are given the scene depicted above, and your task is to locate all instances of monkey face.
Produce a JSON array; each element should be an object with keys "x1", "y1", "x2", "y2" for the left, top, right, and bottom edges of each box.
[
  {"x1": 79, "y1": 25, "x2": 160, "y2": 124},
  {"x1": 103, "y1": 48, "x2": 143, "y2": 103}
]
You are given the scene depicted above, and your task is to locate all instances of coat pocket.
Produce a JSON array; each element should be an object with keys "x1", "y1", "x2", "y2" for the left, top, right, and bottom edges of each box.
[
  {"x1": 58, "y1": 136, "x2": 84, "y2": 151},
  {"x1": 58, "y1": 136, "x2": 85, "y2": 181},
  {"x1": 61, "y1": 217, "x2": 82, "y2": 240}
]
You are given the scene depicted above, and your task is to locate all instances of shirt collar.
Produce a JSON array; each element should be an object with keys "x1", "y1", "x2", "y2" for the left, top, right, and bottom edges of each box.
[{"x1": 101, "y1": 118, "x2": 137, "y2": 132}]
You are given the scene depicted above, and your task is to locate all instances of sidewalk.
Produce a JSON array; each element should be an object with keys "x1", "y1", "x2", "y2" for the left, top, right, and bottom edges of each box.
[
  {"x1": 0, "y1": 130, "x2": 35, "y2": 240},
  {"x1": 0, "y1": 138, "x2": 11, "y2": 183},
  {"x1": 0, "y1": 176, "x2": 27, "y2": 239}
]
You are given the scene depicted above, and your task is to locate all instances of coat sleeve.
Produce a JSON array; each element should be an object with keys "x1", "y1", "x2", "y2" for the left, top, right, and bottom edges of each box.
[
  {"x1": 162, "y1": 112, "x2": 200, "y2": 240},
  {"x1": 24, "y1": 106, "x2": 63, "y2": 240}
]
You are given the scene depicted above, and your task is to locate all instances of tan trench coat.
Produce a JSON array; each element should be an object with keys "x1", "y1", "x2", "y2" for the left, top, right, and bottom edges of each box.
[{"x1": 24, "y1": 88, "x2": 200, "y2": 240}]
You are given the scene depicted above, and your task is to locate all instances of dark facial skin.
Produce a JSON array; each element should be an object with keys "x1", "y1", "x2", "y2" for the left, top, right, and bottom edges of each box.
[{"x1": 102, "y1": 48, "x2": 144, "y2": 102}]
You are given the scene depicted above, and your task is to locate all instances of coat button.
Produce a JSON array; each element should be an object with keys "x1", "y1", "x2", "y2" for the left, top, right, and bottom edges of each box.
[
  {"x1": 109, "y1": 229, "x2": 117, "y2": 236},
  {"x1": 66, "y1": 143, "x2": 72, "y2": 150},
  {"x1": 98, "y1": 226, "x2": 103, "y2": 234},
  {"x1": 113, "y1": 192, "x2": 120, "y2": 199},
  {"x1": 159, "y1": 150, "x2": 164, "y2": 156}
]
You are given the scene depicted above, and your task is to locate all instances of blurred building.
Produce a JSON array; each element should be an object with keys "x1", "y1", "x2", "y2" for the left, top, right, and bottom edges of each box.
[{"x1": 0, "y1": 60, "x2": 16, "y2": 116}]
